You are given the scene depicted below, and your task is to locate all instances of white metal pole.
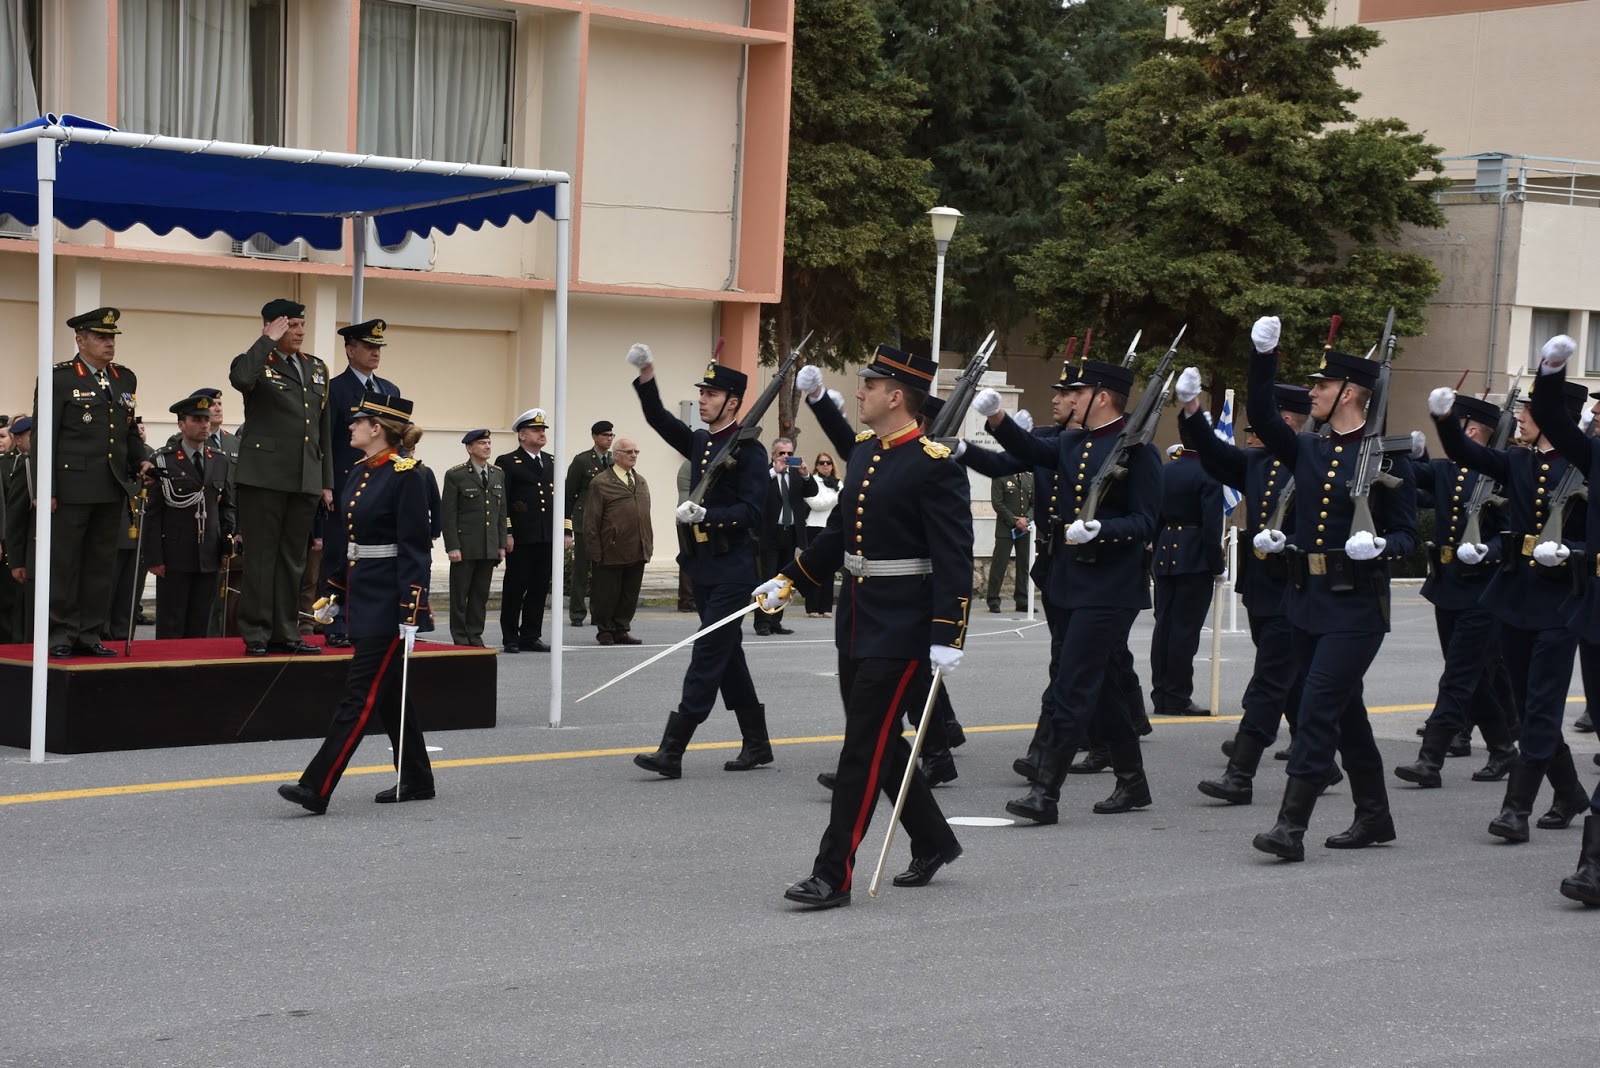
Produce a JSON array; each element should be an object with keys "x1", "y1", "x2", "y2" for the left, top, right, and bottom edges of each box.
[
  {"x1": 351, "y1": 214, "x2": 367, "y2": 323},
  {"x1": 549, "y1": 183, "x2": 571, "y2": 728},
  {"x1": 1025, "y1": 520, "x2": 1036, "y2": 621},
  {"x1": 929, "y1": 244, "x2": 947, "y2": 397},
  {"x1": 1227, "y1": 526, "x2": 1241, "y2": 633},
  {"x1": 1209, "y1": 564, "x2": 1224, "y2": 717},
  {"x1": 30, "y1": 134, "x2": 56, "y2": 763}
]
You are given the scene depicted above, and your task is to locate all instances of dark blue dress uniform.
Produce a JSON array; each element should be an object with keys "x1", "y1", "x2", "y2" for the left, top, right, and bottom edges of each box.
[
  {"x1": 145, "y1": 397, "x2": 237, "y2": 639},
  {"x1": 990, "y1": 359, "x2": 1162, "y2": 823},
  {"x1": 779, "y1": 348, "x2": 966, "y2": 905},
  {"x1": 285, "y1": 394, "x2": 434, "y2": 813},
  {"x1": 1246, "y1": 344, "x2": 1417, "y2": 859},
  {"x1": 495, "y1": 414, "x2": 558, "y2": 652},
  {"x1": 632, "y1": 363, "x2": 770, "y2": 777},
  {"x1": 1149, "y1": 449, "x2": 1224, "y2": 714}
]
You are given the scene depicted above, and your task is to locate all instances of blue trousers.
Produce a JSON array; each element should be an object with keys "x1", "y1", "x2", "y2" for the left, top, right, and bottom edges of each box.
[
  {"x1": 678, "y1": 579, "x2": 760, "y2": 723},
  {"x1": 1498, "y1": 623, "x2": 1577, "y2": 764},
  {"x1": 1048, "y1": 606, "x2": 1142, "y2": 754},
  {"x1": 1239, "y1": 611, "x2": 1303, "y2": 746},
  {"x1": 1284, "y1": 628, "x2": 1386, "y2": 779},
  {"x1": 1424, "y1": 606, "x2": 1511, "y2": 735}
]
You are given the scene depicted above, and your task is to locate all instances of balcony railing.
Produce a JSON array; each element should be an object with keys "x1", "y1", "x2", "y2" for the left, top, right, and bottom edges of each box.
[{"x1": 1433, "y1": 153, "x2": 1600, "y2": 207}]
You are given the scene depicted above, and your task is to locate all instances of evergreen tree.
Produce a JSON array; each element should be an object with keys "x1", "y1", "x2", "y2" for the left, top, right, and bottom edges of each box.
[{"x1": 1015, "y1": 0, "x2": 1447, "y2": 388}]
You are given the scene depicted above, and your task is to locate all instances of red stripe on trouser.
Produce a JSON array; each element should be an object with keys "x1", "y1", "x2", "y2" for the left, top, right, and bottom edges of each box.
[
  {"x1": 319, "y1": 637, "x2": 400, "y2": 797},
  {"x1": 841, "y1": 660, "x2": 922, "y2": 891}
]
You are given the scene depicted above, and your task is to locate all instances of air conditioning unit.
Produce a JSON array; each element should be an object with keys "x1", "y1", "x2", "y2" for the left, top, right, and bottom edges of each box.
[
  {"x1": 230, "y1": 234, "x2": 307, "y2": 261},
  {"x1": 364, "y1": 218, "x2": 433, "y2": 271},
  {"x1": 0, "y1": 213, "x2": 34, "y2": 238}
]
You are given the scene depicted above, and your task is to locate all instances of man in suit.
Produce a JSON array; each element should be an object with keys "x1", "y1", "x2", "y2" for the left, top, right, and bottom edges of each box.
[
  {"x1": 38, "y1": 308, "x2": 153, "y2": 657},
  {"x1": 757, "y1": 437, "x2": 808, "y2": 636},
  {"x1": 565, "y1": 419, "x2": 615, "y2": 628},
  {"x1": 146, "y1": 395, "x2": 237, "y2": 638},
  {"x1": 584, "y1": 436, "x2": 652, "y2": 646},
  {"x1": 496, "y1": 409, "x2": 570, "y2": 652},
  {"x1": 442, "y1": 429, "x2": 508, "y2": 646},
  {"x1": 987, "y1": 470, "x2": 1034, "y2": 613},
  {"x1": 229, "y1": 298, "x2": 333, "y2": 657}
]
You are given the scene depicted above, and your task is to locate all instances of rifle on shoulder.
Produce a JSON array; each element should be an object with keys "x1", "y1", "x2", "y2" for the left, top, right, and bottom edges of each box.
[
  {"x1": 1460, "y1": 373, "x2": 1521, "y2": 546},
  {"x1": 1079, "y1": 325, "x2": 1186, "y2": 527},
  {"x1": 1348, "y1": 308, "x2": 1416, "y2": 538},
  {"x1": 925, "y1": 330, "x2": 997, "y2": 439}
]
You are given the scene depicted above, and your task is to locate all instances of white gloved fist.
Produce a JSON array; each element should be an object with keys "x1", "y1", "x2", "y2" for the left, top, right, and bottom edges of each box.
[
  {"x1": 1456, "y1": 542, "x2": 1488, "y2": 566},
  {"x1": 929, "y1": 644, "x2": 963, "y2": 674},
  {"x1": 1014, "y1": 409, "x2": 1034, "y2": 432},
  {"x1": 675, "y1": 500, "x2": 707, "y2": 525},
  {"x1": 1582, "y1": 409, "x2": 1595, "y2": 433},
  {"x1": 796, "y1": 364, "x2": 825, "y2": 401},
  {"x1": 1251, "y1": 316, "x2": 1282, "y2": 354},
  {"x1": 1533, "y1": 540, "x2": 1570, "y2": 567},
  {"x1": 1410, "y1": 430, "x2": 1427, "y2": 459},
  {"x1": 972, "y1": 388, "x2": 1002, "y2": 418},
  {"x1": 827, "y1": 388, "x2": 844, "y2": 410},
  {"x1": 1427, "y1": 387, "x2": 1455, "y2": 419},
  {"x1": 753, "y1": 576, "x2": 794, "y2": 613},
  {"x1": 399, "y1": 623, "x2": 418, "y2": 652},
  {"x1": 1344, "y1": 531, "x2": 1386, "y2": 561},
  {"x1": 1541, "y1": 334, "x2": 1577, "y2": 372},
  {"x1": 1065, "y1": 519, "x2": 1101, "y2": 544},
  {"x1": 1253, "y1": 529, "x2": 1286, "y2": 555},
  {"x1": 950, "y1": 440, "x2": 967, "y2": 459},
  {"x1": 1175, "y1": 366, "x2": 1203, "y2": 404},
  {"x1": 625, "y1": 343, "x2": 653, "y2": 369}
]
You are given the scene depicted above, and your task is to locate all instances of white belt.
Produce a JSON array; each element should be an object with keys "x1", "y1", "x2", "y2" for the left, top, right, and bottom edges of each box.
[
  {"x1": 348, "y1": 542, "x2": 399, "y2": 560},
  {"x1": 842, "y1": 553, "x2": 932, "y2": 578}
]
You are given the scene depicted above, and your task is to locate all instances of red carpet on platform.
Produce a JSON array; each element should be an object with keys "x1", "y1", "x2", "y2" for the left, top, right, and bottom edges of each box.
[{"x1": 0, "y1": 636, "x2": 485, "y2": 667}]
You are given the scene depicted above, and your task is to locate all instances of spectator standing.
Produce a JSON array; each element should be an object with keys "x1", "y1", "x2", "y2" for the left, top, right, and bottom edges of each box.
[
  {"x1": 757, "y1": 437, "x2": 807, "y2": 636},
  {"x1": 800, "y1": 451, "x2": 840, "y2": 617},
  {"x1": 584, "y1": 436, "x2": 652, "y2": 645},
  {"x1": 986, "y1": 470, "x2": 1034, "y2": 613},
  {"x1": 565, "y1": 420, "x2": 615, "y2": 628},
  {"x1": 496, "y1": 408, "x2": 571, "y2": 652},
  {"x1": 442, "y1": 429, "x2": 508, "y2": 647}
]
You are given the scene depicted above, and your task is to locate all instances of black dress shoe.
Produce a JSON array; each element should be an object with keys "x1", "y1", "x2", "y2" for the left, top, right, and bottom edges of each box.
[
  {"x1": 75, "y1": 643, "x2": 118, "y2": 658},
  {"x1": 616, "y1": 634, "x2": 642, "y2": 645},
  {"x1": 277, "y1": 782, "x2": 327, "y2": 815},
  {"x1": 892, "y1": 844, "x2": 963, "y2": 887},
  {"x1": 1179, "y1": 702, "x2": 1211, "y2": 717},
  {"x1": 325, "y1": 633, "x2": 352, "y2": 649},
  {"x1": 374, "y1": 783, "x2": 436, "y2": 803},
  {"x1": 266, "y1": 640, "x2": 320, "y2": 655},
  {"x1": 769, "y1": 623, "x2": 795, "y2": 635},
  {"x1": 49, "y1": 644, "x2": 73, "y2": 658},
  {"x1": 753, "y1": 627, "x2": 771, "y2": 636},
  {"x1": 503, "y1": 642, "x2": 520, "y2": 654},
  {"x1": 784, "y1": 875, "x2": 850, "y2": 909},
  {"x1": 527, "y1": 639, "x2": 550, "y2": 653},
  {"x1": 244, "y1": 641, "x2": 268, "y2": 656},
  {"x1": 817, "y1": 771, "x2": 837, "y2": 790}
]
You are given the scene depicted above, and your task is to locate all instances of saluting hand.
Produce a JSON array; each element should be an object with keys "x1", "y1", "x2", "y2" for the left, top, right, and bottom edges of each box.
[{"x1": 263, "y1": 315, "x2": 290, "y2": 341}]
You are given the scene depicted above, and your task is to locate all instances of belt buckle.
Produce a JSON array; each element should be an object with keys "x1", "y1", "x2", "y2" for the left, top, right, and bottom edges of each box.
[
  {"x1": 1524, "y1": 534, "x2": 1538, "y2": 557},
  {"x1": 1440, "y1": 545, "x2": 1455, "y2": 565},
  {"x1": 1308, "y1": 553, "x2": 1327, "y2": 576}
]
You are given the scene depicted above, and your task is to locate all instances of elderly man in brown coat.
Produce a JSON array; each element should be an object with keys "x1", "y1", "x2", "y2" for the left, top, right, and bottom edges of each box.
[{"x1": 583, "y1": 436, "x2": 652, "y2": 645}]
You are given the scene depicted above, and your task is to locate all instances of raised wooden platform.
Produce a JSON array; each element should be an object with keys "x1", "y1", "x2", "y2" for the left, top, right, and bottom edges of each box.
[{"x1": 0, "y1": 637, "x2": 497, "y2": 754}]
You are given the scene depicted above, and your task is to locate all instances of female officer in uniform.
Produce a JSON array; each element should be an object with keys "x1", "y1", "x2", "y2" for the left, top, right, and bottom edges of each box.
[{"x1": 277, "y1": 392, "x2": 435, "y2": 814}]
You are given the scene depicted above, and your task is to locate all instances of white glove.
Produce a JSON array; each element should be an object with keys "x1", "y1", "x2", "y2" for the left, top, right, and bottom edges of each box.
[
  {"x1": 1218, "y1": 569, "x2": 1230, "y2": 585},
  {"x1": 827, "y1": 388, "x2": 844, "y2": 410},
  {"x1": 1344, "y1": 531, "x2": 1386, "y2": 561},
  {"x1": 1014, "y1": 409, "x2": 1034, "y2": 432},
  {"x1": 1253, "y1": 529, "x2": 1286, "y2": 555},
  {"x1": 753, "y1": 576, "x2": 794, "y2": 612},
  {"x1": 1582, "y1": 409, "x2": 1595, "y2": 433},
  {"x1": 1251, "y1": 316, "x2": 1281, "y2": 354},
  {"x1": 675, "y1": 500, "x2": 707, "y2": 525},
  {"x1": 1427, "y1": 387, "x2": 1455, "y2": 419},
  {"x1": 625, "y1": 343, "x2": 653, "y2": 368},
  {"x1": 972, "y1": 388, "x2": 1002, "y2": 418},
  {"x1": 929, "y1": 644, "x2": 963, "y2": 674},
  {"x1": 312, "y1": 596, "x2": 340, "y2": 625},
  {"x1": 950, "y1": 440, "x2": 967, "y2": 459},
  {"x1": 1455, "y1": 542, "x2": 1488, "y2": 566},
  {"x1": 1533, "y1": 541, "x2": 1570, "y2": 567},
  {"x1": 1410, "y1": 430, "x2": 1427, "y2": 459},
  {"x1": 1066, "y1": 519, "x2": 1101, "y2": 544},
  {"x1": 796, "y1": 364, "x2": 825, "y2": 401},
  {"x1": 1541, "y1": 334, "x2": 1577, "y2": 372},
  {"x1": 399, "y1": 623, "x2": 418, "y2": 653},
  {"x1": 1175, "y1": 366, "x2": 1203, "y2": 404}
]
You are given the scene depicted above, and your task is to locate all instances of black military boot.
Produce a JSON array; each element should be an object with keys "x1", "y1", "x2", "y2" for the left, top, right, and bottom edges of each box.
[
  {"x1": 1447, "y1": 729, "x2": 1473, "y2": 758},
  {"x1": 1013, "y1": 711, "x2": 1052, "y2": 781},
  {"x1": 1575, "y1": 709, "x2": 1595, "y2": 733},
  {"x1": 945, "y1": 714, "x2": 967, "y2": 749},
  {"x1": 1393, "y1": 723, "x2": 1455, "y2": 789},
  {"x1": 1559, "y1": 814, "x2": 1600, "y2": 906},
  {"x1": 634, "y1": 711, "x2": 697, "y2": 779},
  {"x1": 1487, "y1": 760, "x2": 1545, "y2": 843},
  {"x1": 1006, "y1": 747, "x2": 1070, "y2": 825},
  {"x1": 1252, "y1": 775, "x2": 1323, "y2": 862},
  {"x1": 1199, "y1": 731, "x2": 1267, "y2": 805},
  {"x1": 723, "y1": 705, "x2": 774, "y2": 771},
  {"x1": 1068, "y1": 743, "x2": 1111, "y2": 775},
  {"x1": 1220, "y1": 736, "x2": 1235, "y2": 758},
  {"x1": 921, "y1": 745, "x2": 958, "y2": 786},
  {"x1": 1536, "y1": 744, "x2": 1589, "y2": 829},
  {"x1": 1472, "y1": 714, "x2": 1519, "y2": 782},
  {"x1": 1093, "y1": 735, "x2": 1151, "y2": 814},
  {"x1": 1325, "y1": 767, "x2": 1397, "y2": 849}
]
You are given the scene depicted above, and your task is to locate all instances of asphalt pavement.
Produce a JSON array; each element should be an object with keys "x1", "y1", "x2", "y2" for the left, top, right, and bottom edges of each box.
[{"x1": 3, "y1": 589, "x2": 1597, "y2": 1068}]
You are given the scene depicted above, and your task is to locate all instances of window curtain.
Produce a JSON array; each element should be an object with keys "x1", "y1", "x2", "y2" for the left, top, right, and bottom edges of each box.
[
  {"x1": 0, "y1": 0, "x2": 39, "y2": 130},
  {"x1": 416, "y1": 8, "x2": 510, "y2": 166},
  {"x1": 357, "y1": 0, "x2": 415, "y2": 157},
  {"x1": 119, "y1": 0, "x2": 180, "y2": 134},
  {"x1": 120, "y1": 0, "x2": 250, "y2": 139}
]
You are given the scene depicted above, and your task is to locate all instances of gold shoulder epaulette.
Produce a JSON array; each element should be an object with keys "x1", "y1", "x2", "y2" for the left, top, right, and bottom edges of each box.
[
  {"x1": 54, "y1": 360, "x2": 74, "y2": 370},
  {"x1": 393, "y1": 456, "x2": 419, "y2": 472},
  {"x1": 451, "y1": 462, "x2": 469, "y2": 471},
  {"x1": 921, "y1": 436, "x2": 951, "y2": 459},
  {"x1": 854, "y1": 430, "x2": 874, "y2": 443}
]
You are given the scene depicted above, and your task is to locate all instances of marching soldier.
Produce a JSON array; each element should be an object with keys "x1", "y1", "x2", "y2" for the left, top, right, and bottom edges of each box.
[
  {"x1": 565, "y1": 420, "x2": 615, "y2": 628},
  {"x1": 986, "y1": 468, "x2": 1034, "y2": 613},
  {"x1": 442, "y1": 429, "x2": 508, "y2": 647},
  {"x1": 146, "y1": 395, "x2": 236, "y2": 638},
  {"x1": 626, "y1": 343, "x2": 773, "y2": 778},
  {"x1": 758, "y1": 345, "x2": 967, "y2": 908},
  {"x1": 38, "y1": 307, "x2": 153, "y2": 657},
  {"x1": 495, "y1": 409, "x2": 568, "y2": 653},
  {"x1": 1243, "y1": 316, "x2": 1417, "y2": 862},
  {"x1": 1148, "y1": 443, "x2": 1224, "y2": 716}
]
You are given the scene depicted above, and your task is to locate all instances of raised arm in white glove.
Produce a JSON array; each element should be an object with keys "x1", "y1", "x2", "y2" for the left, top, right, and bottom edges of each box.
[
  {"x1": 827, "y1": 388, "x2": 844, "y2": 410},
  {"x1": 929, "y1": 644, "x2": 963, "y2": 674},
  {"x1": 796, "y1": 364, "x2": 825, "y2": 401},
  {"x1": 1175, "y1": 366, "x2": 1203, "y2": 404},
  {"x1": 675, "y1": 500, "x2": 707, "y2": 525},
  {"x1": 1427, "y1": 387, "x2": 1455, "y2": 419},
  {"x1": 1253, "y1": 529, "x2": 1286, "y2": 555},
  {"x1": 1540, "y1": 335, "x2": 1577, "y2": 373},
  {"x1": 1455, "y1": 542, "x2": 1488, "y2": 566},
  {"x1": 1251, "y1": 316, "x2": 1282, "y2": 354},
  {"x1": 1065, "y1": 519, "x2": 1101, "y2": 544},
  {"x1": 1345, "y1": 530, "x2": 1387, "y2": 561},
  {"x1": 1014, "y1": 409, "x2": 1034, "y2": 432},
  {"x1": 972, "y1": 388, "x2": 1002, "y2": 419},
  {"x1": 1410, "y1": 430, "x2": 1427, "y2": 459},
  {"x1": 1532, "y1": 540, "x2": 1570, "y2": 567},
  {"x1": 625, "y1": 343, "x2": 653, "y2": 368},
  {"x1": 753, "y1": 576, "x2": 794, "y2": 612}
]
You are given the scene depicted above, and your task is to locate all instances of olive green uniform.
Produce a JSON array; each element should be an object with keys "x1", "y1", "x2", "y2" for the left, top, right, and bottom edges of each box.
[
  {"x1": 565, "y1": 446, "x2": 609, "y2": 624},
  {"x1": 441, "y1": 461, "x2": 509, "y2": 646},
  {"x1": 987, "y1": 471, "x2": 1035, "y2": 612}
]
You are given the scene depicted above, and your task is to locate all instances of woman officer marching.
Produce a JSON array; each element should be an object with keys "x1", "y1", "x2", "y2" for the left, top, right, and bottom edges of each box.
[{"x1": 277, "y1": 392, "x2": 436, "y2": 814}]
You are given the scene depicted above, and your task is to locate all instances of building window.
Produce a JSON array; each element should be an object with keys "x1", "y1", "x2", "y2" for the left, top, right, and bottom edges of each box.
[
  {"x1": 1588, "y1": 313, "x2": 1600, "y2": 376},
  {"x1": 358, "y1": 0, "x2": 513, "y2": 167},
  {"x1": 0, "y1": 0, "x2": 40, "y2": 130},
  {"x1": 1531, "y1": 308, "x2": 1570, "y2": 363},
  {"x1": 118, "y1": 0, "x2": 285, "y2": 143}
]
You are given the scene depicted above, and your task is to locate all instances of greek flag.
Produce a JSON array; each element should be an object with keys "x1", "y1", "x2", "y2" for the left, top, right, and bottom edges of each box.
[{"x1": 1214, "y1": 391, "x2": 1242, "y2": 517}]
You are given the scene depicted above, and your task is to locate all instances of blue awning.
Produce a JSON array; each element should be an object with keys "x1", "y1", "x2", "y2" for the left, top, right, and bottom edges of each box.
[{"x1": 0, "y1": 115, "x2": 562, "y2": 249}]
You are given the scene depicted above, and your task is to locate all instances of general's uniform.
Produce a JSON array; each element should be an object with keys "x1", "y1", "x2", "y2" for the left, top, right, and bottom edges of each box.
[
  {"x1": 229, "y1": 299, "x2": 333, "y2": 652},
  {"x1": 495, "y1": 419, "x2": 559, "y2": 651},
  {"x1": 1149, "y1": 449, "x2": 1224, "y2": 714},
  {"x1": 987, "y1": 470, "x2": 1034, "y2": 612},
  {"x1": 565, "y1": 439, "x2": 611, "y2": 626},
  {"x1": 145, "y1": 402, "x2": 236, "y2": 639},
  {"x1": 442, "y1": 445, "x2": 508, "y2": 647}
]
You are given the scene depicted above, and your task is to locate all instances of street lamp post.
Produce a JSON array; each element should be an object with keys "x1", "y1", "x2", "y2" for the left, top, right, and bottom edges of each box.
[{"x1": 927, "y1": 205, "x2": 962, "y2": 397}]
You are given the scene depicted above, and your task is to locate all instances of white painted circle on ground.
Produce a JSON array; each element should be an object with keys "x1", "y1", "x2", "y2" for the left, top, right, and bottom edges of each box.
[
  {"x1": 947, "y1": 816, "x2": 1015, "y2": 827},
  {"x1": 389, "y1": 745, "x2": 443, "y2": 752}
]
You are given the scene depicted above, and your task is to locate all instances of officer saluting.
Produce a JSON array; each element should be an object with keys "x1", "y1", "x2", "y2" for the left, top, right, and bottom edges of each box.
[
  {"x1": 146, "y1": 395, "x2": 236, "y2": 638},
  {"x1": 442, "y1": 429, "x2": 508, "y2": 647},
  {"x1": 759, "y1": 346, "x2": 967, "y2": 908}
]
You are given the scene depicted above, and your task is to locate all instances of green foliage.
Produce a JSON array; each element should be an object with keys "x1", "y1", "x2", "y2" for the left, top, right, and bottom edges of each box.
[{"x1": 1015, "y1": 0, "x2": 1448, "y2": 392}]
